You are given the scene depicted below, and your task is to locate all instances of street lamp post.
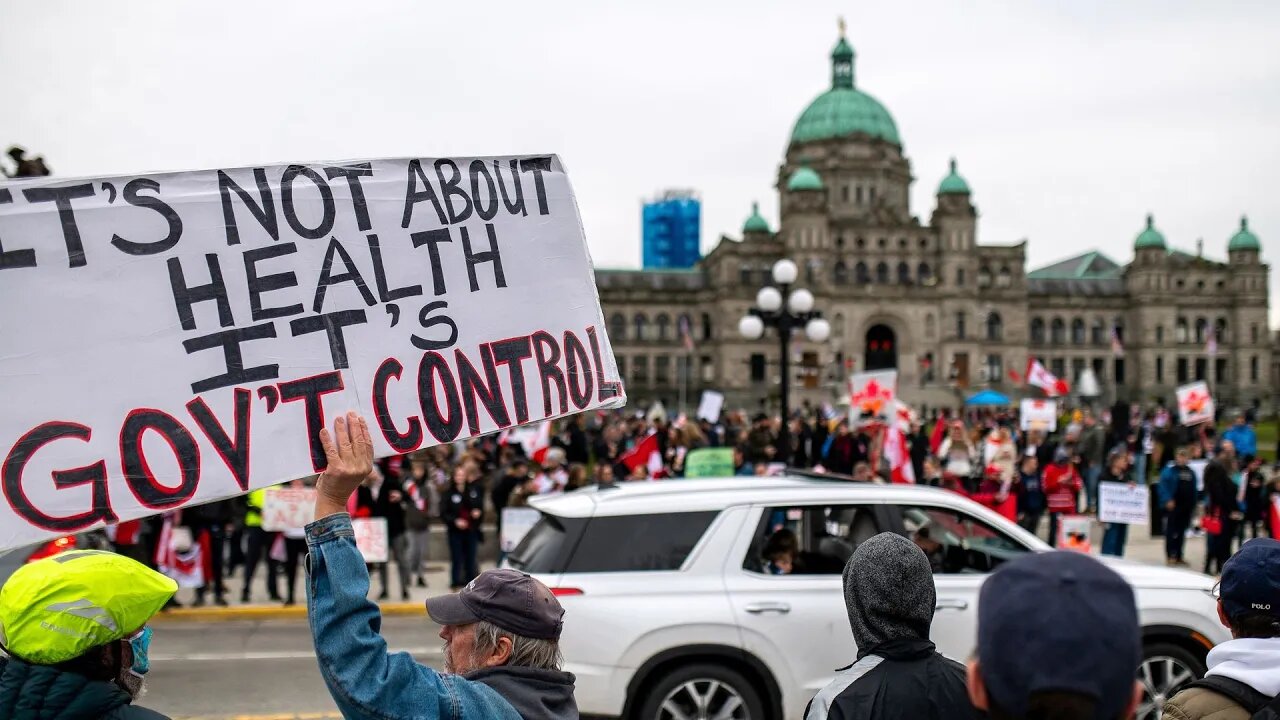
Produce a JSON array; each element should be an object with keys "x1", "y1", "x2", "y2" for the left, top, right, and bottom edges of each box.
[{"x1": 738, "y1": 258, "x2": 831, "y2": 465}]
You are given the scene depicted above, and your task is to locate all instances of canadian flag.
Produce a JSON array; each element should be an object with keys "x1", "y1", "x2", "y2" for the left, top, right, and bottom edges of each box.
[
  {"x1": 620, "y1": 432, "x2": 663, "y2": 476},
  {"x1": 884, "y1": 424, "x2": 916, "y2": 484},
  {"x1": 1025, "y1": 358, "x2": 1070, "y2": 397},
  {"x1": 154, "y1": 515, "x2": 211, "y2": 589},
  {"x1": 499, "y1": 422, "x2": 552, "y2": 464},
  {"x1": 1270, "y1": 495, "x2": 1280, "y2": 540}
]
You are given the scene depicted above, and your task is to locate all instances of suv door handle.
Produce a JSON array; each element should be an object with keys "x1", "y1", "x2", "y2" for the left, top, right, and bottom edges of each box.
[
  {"x1": 745, "y1": 602, "x2": 792, "y2": 615},
  {"x1": 935, "y1": 599, "x2": 969, "y2": 612}
]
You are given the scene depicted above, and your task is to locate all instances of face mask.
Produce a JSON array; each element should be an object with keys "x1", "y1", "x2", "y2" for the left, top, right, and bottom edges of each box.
[{"x1": 127, "y1": 627, "x2": 153, "y2": 677}]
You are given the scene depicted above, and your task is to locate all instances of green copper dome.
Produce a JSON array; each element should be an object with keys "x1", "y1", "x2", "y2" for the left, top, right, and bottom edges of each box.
[
  {"x1": 790, "y1": 31, "x2": 901, "y2": 147},
  {"x1": 787, "y1": 166, "x2": 824, "y2": 191},
  {"x1": 1228, "y1": 216, "x2": 1260, "y2": 251},
  {"x1": 937, "y1": 158, "x2": 970, "y2": 195},
  {"x1": 1134, "y1": 214, "x2": 1167, "y2": 250},
  {"x1": 743, "y1": 201, "x2": 770, "y2": 233}
]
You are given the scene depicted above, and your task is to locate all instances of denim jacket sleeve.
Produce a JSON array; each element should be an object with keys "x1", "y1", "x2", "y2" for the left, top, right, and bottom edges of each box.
[{"x1": 305, "y1": 513, "x2": 521, "y2": 720}]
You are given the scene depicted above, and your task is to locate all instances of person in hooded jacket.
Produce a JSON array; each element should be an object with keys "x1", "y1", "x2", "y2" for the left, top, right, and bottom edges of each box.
[
  {"x1": 0, "y1": 550, "x2": 177, "y2": 720},
  {"x1": 805, "y1": 532, "x2": 975, "y2": 720},
  {"x1": 1164, "y1": 537, "x2": 1280, "y2": 720},
  {"x1": 306, "y1": 412, "x2": 577, "y2": 720}
]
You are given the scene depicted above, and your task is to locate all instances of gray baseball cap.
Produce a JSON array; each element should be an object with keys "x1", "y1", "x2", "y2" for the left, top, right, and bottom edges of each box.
[{"x1": 425, "y1": 569, "x2": 565, "y2": 641}]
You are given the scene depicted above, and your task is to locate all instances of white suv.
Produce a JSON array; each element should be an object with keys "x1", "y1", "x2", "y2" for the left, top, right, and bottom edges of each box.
[{"x1": 508, "y1": 476, "x2": 1228, "y2": 720}]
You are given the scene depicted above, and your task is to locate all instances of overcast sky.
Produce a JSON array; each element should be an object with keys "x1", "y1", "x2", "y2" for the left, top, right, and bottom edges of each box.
[{"x1": 5, "y1": 1, "x2": 1279, "y2": 321}]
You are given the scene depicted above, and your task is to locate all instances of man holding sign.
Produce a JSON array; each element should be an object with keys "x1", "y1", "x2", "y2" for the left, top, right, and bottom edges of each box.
[{"x1": 306, "y1": 412, "x2": 577, "y2": 720}]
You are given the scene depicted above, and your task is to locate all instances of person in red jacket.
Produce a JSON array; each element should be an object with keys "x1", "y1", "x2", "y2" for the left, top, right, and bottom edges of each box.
[{"x1": 1043, "y1": 448, "x2": 1083, "y2": 547}]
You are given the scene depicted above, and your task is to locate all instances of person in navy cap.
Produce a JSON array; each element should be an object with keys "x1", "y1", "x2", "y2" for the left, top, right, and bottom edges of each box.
[
  {"x1": 966, "y1": 550, "x2": 1143, "y2": 720},
  {"x1": 1164, "y1": 537, "x2": 1280, "y2": 719}
]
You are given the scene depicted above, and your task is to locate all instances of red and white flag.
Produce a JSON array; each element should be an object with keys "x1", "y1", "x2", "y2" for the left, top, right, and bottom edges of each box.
[
  {"x1": 1110, "y1": 325, "x2": 1125, "y2": 358},
  {"x1": 884, "y1": 424, "x2": 915, "y2": 484},
  {"x1": 1270, "y1": 495, "x2": 1280, "y2": 540},
  {"x1": 620, "y1": 432, "x2": 662, "y2": 475},
  {"x1": 155, "y1": 515, "x2": 211, "y2": 589},
  {"x1": 1205, "y1": 324, "x2": 1218, "y2": 357},
  {"x1": 499, "y1": 422, "x2": 552, "y2": 464},
  {"x1": 677, "y1": 315, "x2": 695, "y2": 353},
  {"x1": 1025, "y1": 358, "x2": 1069, "y2": 397}
]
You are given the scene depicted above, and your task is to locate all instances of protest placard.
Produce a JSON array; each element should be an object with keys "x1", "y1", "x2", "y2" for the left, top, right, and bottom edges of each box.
[
  {"x1": 849, "y1": 370, "x2": 897, "y2": 426},
  {"x1": 0, "y1": 157, "x2": 625, "y2": 552},
  {"x1": 1057, "y1": 515, "x2": 1094, "y2": 553},
  {"x1": 352, "y1": 517, "x2": 389, "y2": 563},
  {"x1": 500, "y1": 506, "x2": 542, "y2": 554},
  {"x1": 1098, "y1": 482, "x2": 1150, "y2": 525},
  {"x1": 1176, "y1": 382, "x2": 1215, "y2": 426},
  {"x1": 696, "y1": 390, "x2": 724, "y2": 423},
  {"x1": 685, "y1": 447, "x2": 735, "y2": 478},
  {"x1": 1019, "y1": 399, "x2": 1057, "y2": 432},
  {"x1": 261, "y1": 487, "x2": 317, "y2": 532}
]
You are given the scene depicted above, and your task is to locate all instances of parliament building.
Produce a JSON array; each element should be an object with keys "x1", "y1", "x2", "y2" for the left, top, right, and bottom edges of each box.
[{"x1": 597, "y1": 29, "x2": 1269, "y2": 413}]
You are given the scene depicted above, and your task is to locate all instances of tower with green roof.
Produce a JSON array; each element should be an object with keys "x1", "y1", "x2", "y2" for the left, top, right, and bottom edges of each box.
[{"x1": 1228, "y1": 215, "x2": 1260, "y2": 265}]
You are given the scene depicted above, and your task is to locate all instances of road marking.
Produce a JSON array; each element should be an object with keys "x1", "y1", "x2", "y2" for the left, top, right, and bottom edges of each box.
[{"x1": 153, "y1": 646, "x2": 441, "y2": 662}]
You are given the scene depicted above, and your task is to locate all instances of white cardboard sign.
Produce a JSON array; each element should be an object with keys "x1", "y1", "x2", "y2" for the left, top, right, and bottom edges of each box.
[
  {"x1": 352, "y1": 517, "x2": 389, "y2": 564},
  {"x1": 0, "y1": 157, "x2": 625, "y2": 552},
  {"x1": 1019, "y1": 399, "x2": 1058, "y2": 432},
  {"x1": 848, "y1": 370, "x2": 898, "y2": 426},
  {"x1": 261, "y1": 487, "x2": 317, "y2": 532},
  {"x1": 696, "y1": 390, "x2": 724, "y2": 423},
  {"x1": 1098, "y1": 482, "x2": 1150, "y2": 526},
  {"x1": 1176, "y1": 381, "x2": 1215, "y2": 426}
]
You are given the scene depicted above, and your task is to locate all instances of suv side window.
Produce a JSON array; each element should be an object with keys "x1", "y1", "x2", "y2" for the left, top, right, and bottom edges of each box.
[
  {"x1": 510, "y1": 511, "x2": 718, "y2": 573},
  {"x1": 743, "y1": 504, "x2": 884, "y2": 575},
  {"x1": 892, "y1": 505, "x2": 1029, "y2": 574}
]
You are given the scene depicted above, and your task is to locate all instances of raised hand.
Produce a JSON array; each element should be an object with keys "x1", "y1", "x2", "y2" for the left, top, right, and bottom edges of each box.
[{"x1": 314, "y1": 411, "x2": 375, "y2": 516}]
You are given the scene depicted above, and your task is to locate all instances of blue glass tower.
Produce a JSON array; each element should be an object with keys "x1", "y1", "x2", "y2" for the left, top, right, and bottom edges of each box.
[{"x1": 642, "y1": 191, "x2": 701, "y2": 269}]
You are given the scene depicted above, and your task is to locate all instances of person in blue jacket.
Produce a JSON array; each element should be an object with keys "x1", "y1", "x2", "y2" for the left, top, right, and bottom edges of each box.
[
  {"x1": 1223, "y1": 413, "x2": 1258, "y2": 462},
  {"x1": 1158, "y1": 447, "x2": 1199, "y2": 566},
  {"x1": 305, "y1": 412, "x2": 578, "y2": 720}
]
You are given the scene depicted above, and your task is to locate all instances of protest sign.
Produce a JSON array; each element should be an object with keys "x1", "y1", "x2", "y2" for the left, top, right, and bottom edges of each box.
[
  {"x1": 352, "y1": 517, "x2": 388, "y2": 563},
  {"x1": 1176, "y1": 382, "x2": 1215, "y2": 426},
  {"x1": 1057, "y1": 515, "x2": 1094, "y2": 553},
  {"x1": 500, "y1": 506, "x2": 542, "y2": 554},
  {"x1": 696, "y1": 390, "x2": 724, "y2": 423},
  {"x1": 849, "y1": 370, "x2": 897, "y2": 426},
  {"x1": 685, "y1": 447, "x2": 735, "y2": 478},
  {"x1": 0, "y1": 157, "x2": 625, "y2": 552},
  {"x1": 1098, "y1": 482, "x2": 1150, "y2": 525},
  {"x1": 1019, "y1": 399, "x2": 1057, "y2": 432},
  {"x1": 261, "y1": 487, "x2": 317, "y2": 532}
]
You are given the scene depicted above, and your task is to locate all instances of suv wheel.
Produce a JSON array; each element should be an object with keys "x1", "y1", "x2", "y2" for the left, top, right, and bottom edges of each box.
[
  {"x1": 639, "y1": 663, "x2": 765, "y2": 720},
  {"x1": 1135, "y1": 642, "x2": 1205, "y2": 720}
]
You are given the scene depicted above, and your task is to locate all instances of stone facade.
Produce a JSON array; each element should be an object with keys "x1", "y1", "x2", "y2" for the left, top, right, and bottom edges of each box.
[{"x1": 597, "y1": 33, "x2": 1269, "y2": 415}]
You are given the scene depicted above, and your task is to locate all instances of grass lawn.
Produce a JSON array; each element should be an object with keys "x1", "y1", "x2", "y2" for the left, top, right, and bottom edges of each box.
[{"x1": 1250, "y1": 418, "x2": 1277, "y2": 459}]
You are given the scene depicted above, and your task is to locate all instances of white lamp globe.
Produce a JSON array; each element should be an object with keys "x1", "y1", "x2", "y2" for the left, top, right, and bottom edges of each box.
[
  {"x1": 772, "y1": 258, "x2": 799, "y2": 285},
  {"x1": 805, "y1": 317, "x2": 832, "y2": 343},
  {"x1": 788, "y1": 288, "x2": 815, "y2": 314},
  {"x1": 738, "y1": 315, "x2": 765, "y2": 340},
  {"x1": 756, "y1": 286, "x2": 783, "y2": 313}
]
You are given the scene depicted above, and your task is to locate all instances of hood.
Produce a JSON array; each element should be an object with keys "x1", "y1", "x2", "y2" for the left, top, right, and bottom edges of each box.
[
  {"x1": 1206, "y1": 637, "x2": 1280, "y2": 697},
  {"x1": 0, "y1": 657, "x2": 133, "y2": 720},
  {"x1": 467, "y1": 665, "x2": 578, "y2": 720},
  {"x1": 1094, "y1": 555, "x2": 1215, "y2": 591},
  {"x1": 844, "y1": 533, "x2": 935, "y2": 650}
]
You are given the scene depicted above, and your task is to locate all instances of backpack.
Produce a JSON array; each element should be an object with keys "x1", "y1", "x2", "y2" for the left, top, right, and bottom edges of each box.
[{"x1": 1184, "y1": 675, "x2": 1280, "y2": 719}]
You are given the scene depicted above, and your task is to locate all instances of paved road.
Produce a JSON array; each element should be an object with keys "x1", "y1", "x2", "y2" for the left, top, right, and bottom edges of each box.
[{"x1": 146, "y1": 616, "x2": 443, "y2": 719}]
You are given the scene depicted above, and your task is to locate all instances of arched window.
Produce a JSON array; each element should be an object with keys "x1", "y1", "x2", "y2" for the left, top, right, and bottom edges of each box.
[
  {"x1": 855, "y1": 262, "x2": 870, "y2": 283},
  {"x1": 1155, "y1": 324, "x2": 1164, "y2": 344},
  {"x1": 805, "y1": 259, "x2": 818, "y2": 285},
  {"x1": 956, "y1": 268, "x2": 966, "y2": 286},
  {"x1": 1030, "y1": 318, "x2": 1045, "y2": 344},
  {"x1": 977, "y1": 266, "x2": 992, "y2": 287},
  {"x1": 897, "y1": 262, "x2": 911, "y2": 284},
  {"x1": 1090, "y1": 318, "x2": 1106, "y2": 346},
  {"x1": 701, "y1": 313, "x2": 712, "y2": 341},
  {"x1": 1071, "y1": 318, "x2": 1086, "y2": 345},
  {"x1": 1176, "y1": 317, "x2": 1188, "y2": 343},
  {"x1": 1195, "y1": 318, "x2": 1208, "y2": 344},
  {"x1": 987, "y1": 312, "x2": 1003, "y2": 341},
  {"x1": 1050, "y1": 318, "x2": 1066, "y2": 344},
  {"x1": 1216, "y1": 317, "x2": 1228, "y2": 343},
  {"x1": 633, "y1": 313, "x2": 649, "y2": 341},
  {"x1": 917, "y1": 262, "x2": 932, "y2": 285},
  {"x1": 996, "y1": 266, "x2": 1012, "y2": 288},
  {"x1": 875, "y1": 262, "x2": 889, "y2": 284},
  {"x1": 834, "y1": 313, "x2": 845, "y2": 338},
  {"x1": 833, "y1": 261, "x2": 849, "y2": 285},
  {"x1": 739, "y1": 264, "x2": 752, "y2": 285},
  {"x1": 655, "y1": 314, "x2": 670, "y2": 341},
  {"x1": 610, "y1": 313, "x2": 626, "y2": 341}
]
